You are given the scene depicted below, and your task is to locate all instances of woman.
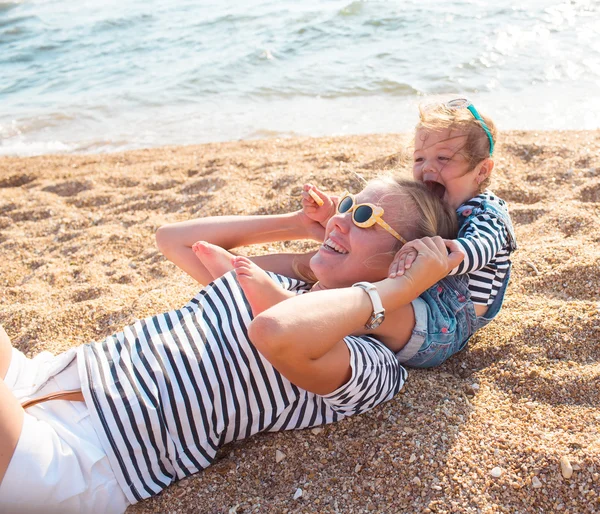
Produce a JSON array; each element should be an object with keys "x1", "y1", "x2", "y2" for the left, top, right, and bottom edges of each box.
[{"x1": 0, "y1": 178, "x2": 461, "y2": 513}]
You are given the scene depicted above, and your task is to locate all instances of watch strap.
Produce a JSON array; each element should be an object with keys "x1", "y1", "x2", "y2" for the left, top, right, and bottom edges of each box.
[{"x1": 352, "y1": 281, "x2": 385, "y2": 329}]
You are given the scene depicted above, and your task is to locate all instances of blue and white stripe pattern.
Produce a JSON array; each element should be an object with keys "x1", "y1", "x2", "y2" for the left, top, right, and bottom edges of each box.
[
  {"x1": 78, "y1": 272, "x2": 406, "y2": 503},
  {"x1": 450, "y1": 192, "x2": 513, "y2": 306}
]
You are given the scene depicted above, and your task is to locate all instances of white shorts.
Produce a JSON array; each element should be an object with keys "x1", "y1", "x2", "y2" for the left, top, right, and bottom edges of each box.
[{"x1": 0, "y1": 348, "x2": 130, "y2": 514}]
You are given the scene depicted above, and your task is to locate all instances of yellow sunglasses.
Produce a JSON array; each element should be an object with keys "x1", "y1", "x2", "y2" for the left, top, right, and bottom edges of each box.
[{"x1": 337, "y1": 192, "x2": 407, "y2": 245}]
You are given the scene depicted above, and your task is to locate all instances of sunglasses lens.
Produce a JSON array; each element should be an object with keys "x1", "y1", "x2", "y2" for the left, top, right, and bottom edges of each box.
[
  {"x1": 338, "y1": 196, "x2": 353, "y2": 213},
  {"x1": 447, "y1": 98, "x2": 470, "y2": 109},
  {"x1": 353, "y1": 205, "x2": 373, "y2": 224}
]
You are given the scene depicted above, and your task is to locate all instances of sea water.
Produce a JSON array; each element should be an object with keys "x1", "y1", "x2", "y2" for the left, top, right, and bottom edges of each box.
[{"x1": 1, "y1": 0, "x2": 599, "y2": 155}]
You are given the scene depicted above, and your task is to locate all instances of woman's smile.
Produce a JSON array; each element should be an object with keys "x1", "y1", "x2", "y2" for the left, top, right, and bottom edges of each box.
[{"x1": 321, "y1": 236, "x2": 349, "y2": 255}]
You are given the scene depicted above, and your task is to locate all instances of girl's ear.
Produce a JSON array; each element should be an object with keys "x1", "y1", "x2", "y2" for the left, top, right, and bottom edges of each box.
[{"x1": 476, "y1": 158, "x2": 494, "y2": 184}]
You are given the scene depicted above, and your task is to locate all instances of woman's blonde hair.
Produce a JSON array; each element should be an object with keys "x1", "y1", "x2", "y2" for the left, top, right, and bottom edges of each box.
[
  {"x1": 293, "y1": 176, "x2": 458, "y2": 283},
  {"x1": 417, "y1": 101, "x2": 497, "y2": 191},
  {"x1": 375, "y1": 176, "x2": 457, "y2": 247}
]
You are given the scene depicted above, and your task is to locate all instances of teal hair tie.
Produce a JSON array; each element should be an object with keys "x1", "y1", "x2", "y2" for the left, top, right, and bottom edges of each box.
[
  {"x1": 466, "y1": 104, "x2": 495, "y2": 156},
  {"x1": 446, "y1": 98, "x2": 495, "y2": 157}
]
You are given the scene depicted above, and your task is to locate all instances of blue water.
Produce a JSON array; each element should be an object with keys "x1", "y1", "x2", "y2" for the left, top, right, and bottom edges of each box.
[{"x1": 1, "y1": 0, "x2": 599, "y2": 155}]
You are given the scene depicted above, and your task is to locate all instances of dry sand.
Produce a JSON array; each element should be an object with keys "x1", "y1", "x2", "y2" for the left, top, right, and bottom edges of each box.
[{"x1": 1, "y1": 130, "x2": 599, "y2": 513}]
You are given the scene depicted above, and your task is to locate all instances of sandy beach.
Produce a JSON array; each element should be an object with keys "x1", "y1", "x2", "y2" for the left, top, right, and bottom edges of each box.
[{"x1": 1, "y1": 130, "x2": 599, "y2": 513}]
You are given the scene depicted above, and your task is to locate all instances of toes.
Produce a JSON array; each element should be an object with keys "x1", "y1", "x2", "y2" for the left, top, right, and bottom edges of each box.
[
  {"x1": 192, "y1": 241, "x2": 208, "y2": 253},
  {"x1": 233, "y1": 255, "x2": 252, "y2": 265}
]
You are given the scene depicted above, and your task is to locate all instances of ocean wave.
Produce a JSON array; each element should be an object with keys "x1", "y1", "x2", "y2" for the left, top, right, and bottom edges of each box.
[
  {"x1": 0, "y1": 138, "x2": 74, "y2": 156},
  {"x1": 0, "y1": 1, "x2": 22, "y2": 13},
  {"x1": 248, "y1": 79, "x2": 419, "y2": 99}
]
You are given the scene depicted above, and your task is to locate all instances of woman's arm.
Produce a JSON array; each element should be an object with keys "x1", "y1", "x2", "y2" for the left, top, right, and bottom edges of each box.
[
  {"x1": 0, "y1": 378, "x2": 24, "y2": 485},
  {"x1": 156, "y1": 211, "x2": 324, "y2": 284},
  {"x1": 249, "y1": 237, "x2": 464, "y2": 395}
]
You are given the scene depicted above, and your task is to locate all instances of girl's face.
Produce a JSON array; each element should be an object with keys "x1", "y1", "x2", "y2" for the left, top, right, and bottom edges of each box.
[
  {"x1": 310, "y1": 183, "x2": 402, "y2": 289},
  {"x1": 413, "y1": 128, "x2": 490, "y2": 210}
]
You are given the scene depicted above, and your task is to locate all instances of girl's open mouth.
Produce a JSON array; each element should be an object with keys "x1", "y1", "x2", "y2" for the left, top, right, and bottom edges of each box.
[{"x1": 424, "y1": 181, "x2": 446, "y2": 200}]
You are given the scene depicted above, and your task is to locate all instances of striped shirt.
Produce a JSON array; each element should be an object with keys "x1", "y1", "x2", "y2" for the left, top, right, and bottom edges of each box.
[
  {"x1": 78, "y1": 272, "x2": 406, "y2": 504},
  {"x1": 449, "y1": 192, "x2": 514, "y2": 306}
]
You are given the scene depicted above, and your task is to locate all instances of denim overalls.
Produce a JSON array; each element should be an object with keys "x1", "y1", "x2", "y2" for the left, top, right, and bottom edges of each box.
[{"x1": 396, "y1": 194, "x2": 518, "y2": 368}]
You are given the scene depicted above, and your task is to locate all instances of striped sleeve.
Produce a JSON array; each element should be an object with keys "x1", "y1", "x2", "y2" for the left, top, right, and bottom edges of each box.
[
  {"x1": 449, "y1": 213, "x2": 509, "y2": 276},
  {"x1": 321, "y1": 335, "x2": 406, "y2": 415}
]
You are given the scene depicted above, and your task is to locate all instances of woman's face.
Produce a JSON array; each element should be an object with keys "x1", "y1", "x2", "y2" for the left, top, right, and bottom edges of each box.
[{"x1": 310, "y1": 182, "x2": 403, "y2": 289}]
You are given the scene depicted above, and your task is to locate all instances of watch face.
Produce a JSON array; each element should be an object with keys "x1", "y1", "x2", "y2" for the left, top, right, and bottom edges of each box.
[{"x1": 369, "y1": 312, "x2": 385, "y2": 329}]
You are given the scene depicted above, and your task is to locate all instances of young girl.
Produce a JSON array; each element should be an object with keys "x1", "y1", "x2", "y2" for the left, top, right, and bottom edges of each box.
[{"x1": 304, "y1": 98, "x2": 518, "y2": 367}]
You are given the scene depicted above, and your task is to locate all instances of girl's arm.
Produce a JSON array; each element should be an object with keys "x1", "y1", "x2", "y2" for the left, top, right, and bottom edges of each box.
[
  {"x1": 249, "y1": 237, "x2": 463, "y2": 395},
  {"x1": 156, "y1": 211, "x2": 324, "y2": 284},
  {"x1": 388, "y1": 213, "x2": 509, "y2": 279},
  {"x1": 447, "y1": 213, "x2": 509, "y2": 275}
]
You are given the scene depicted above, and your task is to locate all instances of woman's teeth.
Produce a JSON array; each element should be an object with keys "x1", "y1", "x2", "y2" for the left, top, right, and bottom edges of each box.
[{"x1": 323, "y1": 239, "x2": 348, "y2": 254}]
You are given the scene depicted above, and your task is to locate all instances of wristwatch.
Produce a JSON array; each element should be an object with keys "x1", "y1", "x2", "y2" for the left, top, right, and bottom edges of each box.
[{"x1": 352, "y1": 281, "x2": 385, "y2": 330}]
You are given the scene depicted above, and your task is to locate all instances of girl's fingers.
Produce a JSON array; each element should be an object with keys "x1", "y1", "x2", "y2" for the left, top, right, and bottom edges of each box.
[
  {"x1": 388, "y1": 258, "x2": 400, "y2": 278},
  {"x1": 396, "y1": 258, "x2": 406, "y2": 275},
  {"x1": 403, "y1": 250, "x2": 418, "y2": 269},
  {"x1": 301, "y1": 192, "x2": 315, "y2": 204}
]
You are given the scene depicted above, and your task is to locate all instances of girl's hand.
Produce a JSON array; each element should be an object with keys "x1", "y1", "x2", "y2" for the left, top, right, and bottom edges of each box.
[
  {"x1": 301, "y1": 184, "x2": 336, "y2": 228},
  {"x1": 388, "y1": 247, "x2": 418, "y2": 278}
]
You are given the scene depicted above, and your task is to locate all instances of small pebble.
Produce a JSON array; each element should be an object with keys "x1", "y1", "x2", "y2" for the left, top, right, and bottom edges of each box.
[
  {"x1": 293, "y1": 488, "x2": 303, "y2": 500},
  {"x1": 311, "y1": 427, "x2": 323, "y2": 435},
  {"x1": 525, "y1": 260, "x2": 539, "y2": 275},
  {"x1": 354, "y1": 464, "x2": 362, "y2": 473},
  {"x1": 409, "y1": 454, "x2": 417, "y2": 464},
  {"x1": 532, "y1": 476, "x2": 542, "y2": 489},
  {"x1": 490, "y1": 467, "x2": 503, "y2": 478},
  {"x1": 412, "y1": 477, "x2": 422, "y2": 486},
  {"x1": 560, "y1": 456, "x2": 573, "y2": 479},
  {"x1": 276, "y1": 450, "x2": 286, "y2": 463}
]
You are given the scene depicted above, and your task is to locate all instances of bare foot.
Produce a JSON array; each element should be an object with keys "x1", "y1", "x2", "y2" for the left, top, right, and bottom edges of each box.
[
  {"x1": 233, "y1": 256, "x2": 295, "y2": 316},
  {"x1": 192, "y1": 241, "x2": 236, "y2": 280}
]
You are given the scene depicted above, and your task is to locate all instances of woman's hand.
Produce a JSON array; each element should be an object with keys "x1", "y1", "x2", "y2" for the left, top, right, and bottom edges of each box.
[
  {"x1": 383, "y1": 237, "x2": 464, "y2": 304},
  {"x1": 301, "y1": 184, "x2": 336, "y2": 229},
  {"x1": 388, "y1": 237, "x2": 463, "y2": 279}
]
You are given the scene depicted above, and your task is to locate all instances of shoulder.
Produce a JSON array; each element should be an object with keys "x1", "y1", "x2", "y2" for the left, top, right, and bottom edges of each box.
[
  {"x1": 457, "y1": 191, "x2": 517, "y2": 250},
  {"x1": 458, "y1": 191, "x2": 512, "y2": 224},
  {"x1": 458, "y1": 191, "x2": 508, "y2": 214}
]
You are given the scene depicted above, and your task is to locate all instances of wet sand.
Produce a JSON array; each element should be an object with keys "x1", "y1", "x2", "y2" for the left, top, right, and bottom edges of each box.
[{"x1": 1, "y1": 130, "x2": 599, "y2": 513}]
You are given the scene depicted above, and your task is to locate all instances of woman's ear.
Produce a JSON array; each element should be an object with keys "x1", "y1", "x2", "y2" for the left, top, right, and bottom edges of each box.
[{"x1": 476, "y1": 158, "x2": 494, "y2": 184}]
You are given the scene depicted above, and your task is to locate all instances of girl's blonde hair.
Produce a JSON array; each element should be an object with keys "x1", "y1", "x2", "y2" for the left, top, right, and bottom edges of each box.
[
  {"x1": 293, "y1": 176, "x2": 458, "y2": 284},
  {"x1": 417, "y1": 101, "x2": 497, "y2": 191}
]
